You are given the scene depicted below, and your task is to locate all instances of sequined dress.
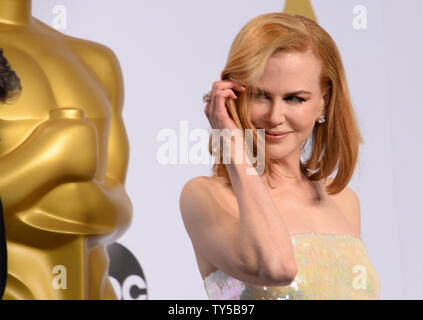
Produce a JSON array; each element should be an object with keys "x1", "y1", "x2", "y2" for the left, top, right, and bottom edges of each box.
[{"x1": 203, "y1": 233, "x2": 381, "y2": 300}]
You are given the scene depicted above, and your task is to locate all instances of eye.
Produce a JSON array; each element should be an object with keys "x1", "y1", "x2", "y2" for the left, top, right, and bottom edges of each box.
[
  {"x1": 254, "y1": 92, "x2": 271, "y2": 100},
  {"x1": 285, "y1": 96, "x2": 306, "y2": 103}
]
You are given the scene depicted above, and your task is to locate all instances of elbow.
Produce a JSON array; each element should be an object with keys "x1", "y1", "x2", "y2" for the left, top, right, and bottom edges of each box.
[{"x1": 261, "y1": 260, "x2": 298, "y2": 286}]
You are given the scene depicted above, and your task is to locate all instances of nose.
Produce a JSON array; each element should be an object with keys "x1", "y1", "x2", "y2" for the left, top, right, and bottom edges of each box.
[{"x1": 267, "y1": 101, "x2": 285, "y2": 127}]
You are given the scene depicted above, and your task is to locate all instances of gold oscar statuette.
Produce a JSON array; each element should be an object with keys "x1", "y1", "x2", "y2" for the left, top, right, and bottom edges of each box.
[{"x1": 0, "y1": 0, "x2": 132, "y2": 299}]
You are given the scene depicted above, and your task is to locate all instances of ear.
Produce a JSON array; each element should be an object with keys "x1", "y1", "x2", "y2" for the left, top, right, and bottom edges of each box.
[{"x1": 320, "y1": 87, "x2": 331, "y2": 116}]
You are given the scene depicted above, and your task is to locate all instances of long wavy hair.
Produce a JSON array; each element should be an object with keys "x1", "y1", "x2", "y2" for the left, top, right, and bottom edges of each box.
[
  {"x1": 0, "y1": 48, "x2": 22, "y2": 104},
  {"x1": 208, "y1": 12, "x2": 363, "y2": 195}
]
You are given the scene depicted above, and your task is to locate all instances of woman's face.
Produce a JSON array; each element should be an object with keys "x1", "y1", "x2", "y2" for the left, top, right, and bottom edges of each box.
[{"x1": 249, "y1": 49, "x2": 328, "y2": 160}]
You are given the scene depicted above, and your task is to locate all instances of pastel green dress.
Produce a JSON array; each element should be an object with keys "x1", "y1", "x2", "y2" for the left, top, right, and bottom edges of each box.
[{"x1": 204, "y1": 233, "x2": 381, "y2": 300}]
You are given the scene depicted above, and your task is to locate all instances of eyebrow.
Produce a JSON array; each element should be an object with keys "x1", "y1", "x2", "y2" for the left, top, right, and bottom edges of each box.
[{"x1": 255, "y1": 87, "x2": 312, "y2": 97}]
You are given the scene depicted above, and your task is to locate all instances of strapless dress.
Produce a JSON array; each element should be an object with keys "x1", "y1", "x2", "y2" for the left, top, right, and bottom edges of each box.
[{"x1": 203, "y1": 233, "x2": 381, "y2": 300}]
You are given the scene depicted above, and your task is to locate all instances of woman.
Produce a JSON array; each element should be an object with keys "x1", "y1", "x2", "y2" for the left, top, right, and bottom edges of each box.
[
  {"x1": 0, "y1": 48, "x2": 22, "y2": 299},
  {"x1": 179, "y1": 12, "x2": 380, "y2": 300}
]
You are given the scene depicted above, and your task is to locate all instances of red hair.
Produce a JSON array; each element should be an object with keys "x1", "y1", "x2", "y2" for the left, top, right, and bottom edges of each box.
[{"x1": 208, "y1": 12, "x2": 363, "y2": 195}]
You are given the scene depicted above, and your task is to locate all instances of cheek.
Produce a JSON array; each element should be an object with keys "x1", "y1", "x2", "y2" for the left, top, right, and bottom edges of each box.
[
  {"x1": 248, "y1": 104, "x2": 264, "y2": 125},
  {"x1": 290, "y1": 104, "x2": 319, "y2": 128}
]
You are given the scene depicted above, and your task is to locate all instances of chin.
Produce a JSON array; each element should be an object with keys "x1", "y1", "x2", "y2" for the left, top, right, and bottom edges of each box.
[
  {"x1": 265, "y1": 150, "x2": 287, "y2": 160},
  {"x1": 265, "y1": 145, "x2": 297, "y2": 160}
]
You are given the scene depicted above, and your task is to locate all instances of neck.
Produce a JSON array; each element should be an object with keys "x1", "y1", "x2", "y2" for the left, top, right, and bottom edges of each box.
[
  {"x1": 261, "y1": 156, "x2": 307, "y2": 188},
  {"x1": 0, "y1": 0, "x2": 32, "y2": 26}
]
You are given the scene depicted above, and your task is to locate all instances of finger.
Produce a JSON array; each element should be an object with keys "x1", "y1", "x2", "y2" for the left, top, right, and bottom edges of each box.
[
  {"x1": 216, "y1": 80, "x2": 245, "y2": 94},
  {"x1": 219, "y1": 88, "x2": 238, "y2": 100},
  {"x1": 230, "y1": 81, "x2": 246, "y2": 93},
  {"x1": 212, "y1": 86, "x2": 238, "y2": 103},
  {"x1": 211, "y1": 89, "x2": 237, "y2": 118},
  {"x1": 210, "y1": 88, "x2": 234, "y2": 116},
  {"x1": 213, "y1": 80, "x2": 245, "y2": 94},
  {"x1": 209, "y1": 86, "x2": 222, "y2": 116},
  {"x1": 208, "y1": 81, "x2": 242, "y2": 121},
  {"x1": 204, "y1": 100, "x2": 210, "y2": 117}
]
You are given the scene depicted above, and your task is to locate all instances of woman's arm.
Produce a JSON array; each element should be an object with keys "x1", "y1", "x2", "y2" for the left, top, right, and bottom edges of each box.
[
  {"x1": 225, "y1": 137, "x2": 297, "y2": 284},
  {"x1": 180, "y1": 173, "x2": 296, "y2": 286},
  {"x1": 181, "y1": 80, "x2": 297, "y2": 286}
]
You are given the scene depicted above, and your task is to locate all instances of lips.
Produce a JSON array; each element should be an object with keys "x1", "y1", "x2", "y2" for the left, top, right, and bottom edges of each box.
[{"x1": 265, "y1": 130, "x2": 290, "y2": 136}]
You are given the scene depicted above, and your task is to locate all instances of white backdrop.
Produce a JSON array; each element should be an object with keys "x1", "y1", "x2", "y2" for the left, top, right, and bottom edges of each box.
[{"x1": 32, "y1": 0, "x2": 423, "y2": 299}]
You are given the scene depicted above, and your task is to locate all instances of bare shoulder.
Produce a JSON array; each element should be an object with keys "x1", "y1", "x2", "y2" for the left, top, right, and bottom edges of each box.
[
  {"x1": 180, "y1": 176, "x2": 219, "y2": 197},
  {"x1": 180, "y1": 176, "x2": 218, "y2": 208},
  {"x1": 180, "y1": 175, "x2": 230, "y2": 197},
  {"x1": 179, "y1": 175, "x2": 236, "y2": 219},
  {"x1": 324, "y1": 177, "x2": 361, "y2": 236}
]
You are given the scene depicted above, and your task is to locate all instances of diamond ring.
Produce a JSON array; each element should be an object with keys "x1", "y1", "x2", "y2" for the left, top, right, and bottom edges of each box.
[{"x1": 202, "y1": 92, "x2": 211, "y2": 103}]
